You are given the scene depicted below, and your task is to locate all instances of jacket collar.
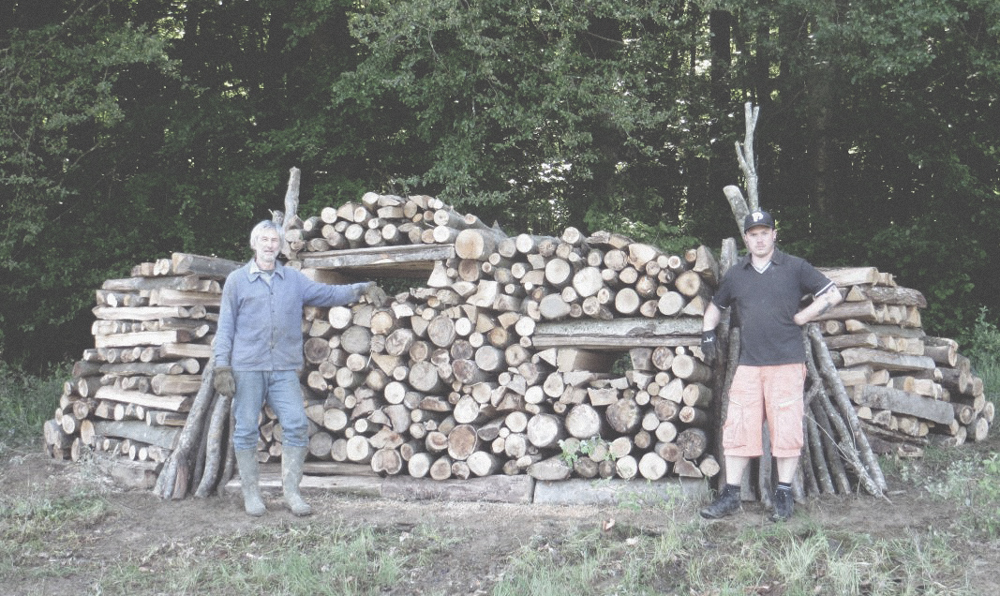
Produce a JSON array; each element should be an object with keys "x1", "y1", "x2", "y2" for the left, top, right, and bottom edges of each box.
[
  {"x1": 739, "y1": 247, "x2": 787, "y2": 269},
  {"x1": 247, "y1": 259, "x2": 286, "y2": 281}
]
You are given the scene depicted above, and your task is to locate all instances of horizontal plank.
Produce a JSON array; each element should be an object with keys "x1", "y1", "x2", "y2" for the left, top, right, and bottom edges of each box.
[
  {"x1": 853, "y1": 385, "x2": 955, "y2": 425},
  {"x1": 92, "y1": 420, "x2": 181, "y2": 450},
  {"x1": 171, "y1": 253, "x2": 243, "y2": 279},
  {"x1": 92, "y1": 306, "x2": 195, "y2": 321},
  {"x1": 159, "y1": 343, "x2": 213, "y2": 359},
  {"x1": 533, "y1": 477, "x2": 708, "y2": 505},
  {"x1": 94, "y1": 386, "x2": 192, "y2": 412},
  {"x1": 531, "y1": 335, "x2": 700, "y2": 350},
  {"x1": 532, "y1": 317, "x2": 702, "y2": 350},
  {"x1": 227, "y1": 470, "x2": 383, "y2": 498},
  {"x1": 94, "y1": 330, "x2": 191, "y2": 348},
  {"x1": 840, "y1": 348, "x2": 936, "y2": 372},
  {"x1": 102, "y1": 275, "x2": 204, "y2": 292},
  {"x1": 300, "y1": 244, "x2": 456, "y2": 278},
  {"x1": 381, "y1": 474, "x2": 534, "y2": 504}
]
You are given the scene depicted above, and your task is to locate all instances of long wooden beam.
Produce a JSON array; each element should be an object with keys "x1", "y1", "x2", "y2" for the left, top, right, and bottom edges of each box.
[
  {"x1": 532, "y1": 317, "x2": 702, "y2": 350},
  {"x1": 300, "y1": 243, "x2": 456, "y2": 278}
]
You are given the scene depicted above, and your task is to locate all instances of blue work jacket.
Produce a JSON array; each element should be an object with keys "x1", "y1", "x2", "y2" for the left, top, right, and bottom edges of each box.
[{"x1": 214, "y1": 260, "x2": 368, "y2": 371}]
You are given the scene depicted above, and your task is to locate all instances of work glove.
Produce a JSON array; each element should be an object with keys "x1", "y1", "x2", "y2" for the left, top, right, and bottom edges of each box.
[
  {"x1": 362, "y1": 282, "x2": 388, "y2": 307},
  {"x1": 214, "y1": 365, "x2": 236, "y2": 398},
  {"x1": 700, "y1": 330, "x2": 717, "y2": 366}
]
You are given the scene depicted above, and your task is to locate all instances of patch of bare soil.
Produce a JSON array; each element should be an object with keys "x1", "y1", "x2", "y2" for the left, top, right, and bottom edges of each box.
[{"x1": 4, "y1": 437, "x2": 1000, "y2": 595}]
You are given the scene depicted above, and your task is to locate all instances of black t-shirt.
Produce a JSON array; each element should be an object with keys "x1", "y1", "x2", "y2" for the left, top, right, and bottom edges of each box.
[{"x1": 711, "y1": 249, "x2": 836, "y2": 366}]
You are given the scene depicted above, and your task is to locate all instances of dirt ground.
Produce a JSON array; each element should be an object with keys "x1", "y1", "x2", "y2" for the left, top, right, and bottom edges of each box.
[{"x1": 5, "y1": 437, "x2": 1000, "y2": 595}]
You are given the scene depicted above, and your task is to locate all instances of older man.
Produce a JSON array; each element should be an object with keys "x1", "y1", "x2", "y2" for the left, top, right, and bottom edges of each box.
[
  {"x1": 213, "y1": 220, "x2": 386, "y2": 516},
  {"x1": 699, "y1": 210, "x2": 842, "y2": 521}
]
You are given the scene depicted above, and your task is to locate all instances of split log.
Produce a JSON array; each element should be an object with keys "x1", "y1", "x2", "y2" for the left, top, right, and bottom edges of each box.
[
  {"x1": 154, "y1": 357, "x2": 217, "y2": 500},
  {"x1": 193, "y1": 393, "x2": 232, "y2": 498},
  {"x1": 853, "y1": 385, "x2": 955, "y2": 426}
]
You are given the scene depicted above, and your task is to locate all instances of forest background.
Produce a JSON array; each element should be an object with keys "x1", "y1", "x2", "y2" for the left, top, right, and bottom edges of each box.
[{"x1": 1, "y1": 0, "x2": 998, "y2": 374}]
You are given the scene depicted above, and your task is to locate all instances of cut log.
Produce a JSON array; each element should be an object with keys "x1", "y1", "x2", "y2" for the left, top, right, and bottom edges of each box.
[
  {"x1": 605, "y1": 398, "x2": 641, "y2": 434},
  {"x1": 526, "y1": 413, "x2": 565, "y2": 449},
  {"x1": 637, "y1": 452, "x2": 669, "y2": 480},
  {"x1": 446, "y1": 424, "x2": 480, "y2": 461},
  {"x1": 671, "y1": 354, "x2": 712, "y2": 383},
  {"x1": 853, "y1": 385, "x2": 955, "y2": 425},
  {"x1": 527, "y1": 455, "x2": 572, "y2": 481},
  {"x1": 676, "y1": 427, "x2": 708, "y2": 460},
  {"x1": 532, "y1": 317, "x2": 702, "y2": 350},
  {"x1": 455, "y1": 228, "x2": 507, "y2": 261},
  {"x1": 839, "y1": 348, "x2": 935, "y2": 372},
  {"x1": 564, "y1": 404, "x2": 603, "y2": 439}
]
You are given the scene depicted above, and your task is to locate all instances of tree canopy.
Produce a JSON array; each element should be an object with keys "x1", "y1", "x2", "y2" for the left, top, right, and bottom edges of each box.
[{"x1": 1, "y1": 0, "x2": 998, "y2": 370}]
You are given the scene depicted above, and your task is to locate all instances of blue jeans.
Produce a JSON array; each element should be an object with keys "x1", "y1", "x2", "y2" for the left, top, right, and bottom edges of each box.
[{"x1": 231, "y1": 370, "x2": 308, "y2": 451}]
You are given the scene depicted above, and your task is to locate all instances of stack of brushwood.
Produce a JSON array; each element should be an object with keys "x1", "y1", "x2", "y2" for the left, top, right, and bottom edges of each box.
[{"x1": 42, "y1": 190, "x2": 989, "y2": 503}]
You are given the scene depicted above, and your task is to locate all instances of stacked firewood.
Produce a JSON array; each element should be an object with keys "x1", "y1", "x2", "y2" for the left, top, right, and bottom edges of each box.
[
  {"x1": 43, "y1": 253, "x2": 240, "y2": 473},
  {"x1": 42, "y1": 189, "x2": 991, "y2": 502},
  {"x1": 281, "y1": 193, "x2": 502, "y2": 258},
  {"x1": 275, "y1": 194, "x2": 724, "y2": 483},
  {"x1": 813, "y1": 267, "x2": 992, "y2": 455}
]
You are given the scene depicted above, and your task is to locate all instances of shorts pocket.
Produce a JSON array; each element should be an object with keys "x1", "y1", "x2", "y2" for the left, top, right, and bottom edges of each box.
[{"x1": 771, "y1": 397, "x2": 805, "y2": 453}]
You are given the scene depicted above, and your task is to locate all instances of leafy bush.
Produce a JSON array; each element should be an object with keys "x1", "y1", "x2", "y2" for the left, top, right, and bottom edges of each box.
[
  {"x1": 0, "y1": 362, "x2": 66, "y2": 452},
  {"x1": 961, "y1": 307, "x2": 1000, "y2": 406}
]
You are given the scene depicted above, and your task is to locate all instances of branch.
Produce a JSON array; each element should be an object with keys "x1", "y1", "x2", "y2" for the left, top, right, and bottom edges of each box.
[{"x1": 736, "y1": 102, "x2": 760, "y2": 212}]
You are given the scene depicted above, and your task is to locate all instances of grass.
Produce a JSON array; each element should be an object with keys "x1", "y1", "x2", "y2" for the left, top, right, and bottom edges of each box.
[
  {"x1": 0, "y1": 361, "x2": 67, "y2": 454},
  {"x1": 99, "y1": 523, "x2": 412, "y2": 595},
  {"x1": 487, "y1": 514, "x2": 977, "y2": 596},
  {"x1": 964, "y1": 306, "x2": 1000, "y2": 409}
]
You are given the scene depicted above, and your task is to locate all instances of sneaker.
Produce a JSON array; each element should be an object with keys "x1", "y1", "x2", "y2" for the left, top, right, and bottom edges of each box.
[
  {"x1": 700, "y1": 484, "x2": 742, "y2": 519},
  {"x1": 771, "y1": 486, "x2": 794, "y2": 522}
]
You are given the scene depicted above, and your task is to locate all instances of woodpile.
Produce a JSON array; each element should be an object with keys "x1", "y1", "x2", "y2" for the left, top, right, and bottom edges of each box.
[
  {"x1": 42, "y1": 189, "x2": 991, "y2": 503},
  {"x1": 812, "y1": 267, "x2": 992, "y2": 455},
  {"x1": 44, "y1": 253, "x2": 241, "y2": 494},
  {"x1": 276, "y1": 191, "x2": 724, "y2": 485}
]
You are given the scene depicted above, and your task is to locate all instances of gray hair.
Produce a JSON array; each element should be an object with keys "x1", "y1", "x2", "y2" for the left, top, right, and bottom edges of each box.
[{"x1": 249, "y1": 219, "x2": 283, "y2": 250}]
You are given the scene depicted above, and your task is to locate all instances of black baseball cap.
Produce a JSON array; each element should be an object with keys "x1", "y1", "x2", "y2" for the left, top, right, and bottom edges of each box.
[{"x1": 743, "y1": 210, "x2": 775, "y2": 233}]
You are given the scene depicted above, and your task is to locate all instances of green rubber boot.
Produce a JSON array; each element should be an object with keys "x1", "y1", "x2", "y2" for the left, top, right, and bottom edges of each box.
[
  {"x1": 281, "y1": 445, "x2": 313, "y2": 517},
  {"x1": 235, "y1": 449, "x2": 266, "y2": 517}
]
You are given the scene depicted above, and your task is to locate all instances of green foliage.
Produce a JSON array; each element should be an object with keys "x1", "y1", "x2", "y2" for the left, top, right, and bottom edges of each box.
[
  {"x1": 920, "y1": 450, "x2": 1000, "y2": 541},
  {"x1": 962, "y1": 307, "x2": 1000, "y2": 365},
  {"x1": 337, "y1": 0, "x2": 714, "y2": 235},
  {"x1": 559, "y1": 436, "x2": 614, "y2": 468},
  {"x1": 0, "y1": 362, "x2": 67, "y2": 452},
  {"x1": 0, "y1": 490, "x2": 112, "y2": 553},
  {"x1": 861, "y1": 216, "x2": 983, "y2": 338},
  {"x1": 960, "y1": 307, "x2": 1000, "y2": 406},
  {"x1": 0, "y1": 10, "x2": 176, "y2": 368},
  {"x1": 585, "y1": 210, "x2": 702, "y2": 256}
]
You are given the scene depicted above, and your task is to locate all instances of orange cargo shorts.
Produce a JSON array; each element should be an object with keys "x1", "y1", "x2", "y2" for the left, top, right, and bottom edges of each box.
[{"x1": 722, "y1": 363, "x2": 807, "y2": 459}]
